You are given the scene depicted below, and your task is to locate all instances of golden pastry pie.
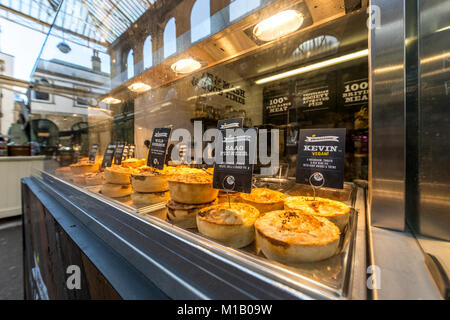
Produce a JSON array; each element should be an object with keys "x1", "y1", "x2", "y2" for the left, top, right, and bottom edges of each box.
[
  {"x1": 85, "y1": 172, "x2": 105, "y2": 186},
  {"x1": 284, "y1": 196, "x2": 350, "y2": 231},
  {"x1": 100, "y1": 183, "x2": 132, "y2": 198},
  {"x1": 197, "y1": 203, "x2": 260, "y2": 249},
  {"x1": 131, "y1": 191, "x2": 170, "y2": 206},
  {"x1": 131, "y1": 166, "x2": 171, "y2": 193},
  {"x1": 104, "y1": 166, "x2": 133, "y2": 185},
  {"x1": 239, "y1": 188, "x2": 286, "y2": 213},
  {"x1": 168, "y1": 173, "x2": 218, "y2": 204},
  {"x1": 122, "y1": 158, "x2": 146, "y2": 168},
  {"x1": 255, "y1": 210, "x2": 340, "y2": 263},
  {"x1": 217, "y1": 190, "x2": 240, "y2": 204},
  {"x1": 166, "y1": 199, "x2": 217, "y2": 229},
  {"x1": 145, "y1": 207, "x2": 168, "y2": 221},
  {"x1": 69, "y1": 162, "x2": 100, "y2": 175}
]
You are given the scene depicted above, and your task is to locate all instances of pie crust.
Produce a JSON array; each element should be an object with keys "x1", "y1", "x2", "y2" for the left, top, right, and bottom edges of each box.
[
  {"x1": 131, "y1": 191, "x2": 170, "y2": 206},
  {"x1": 284, "y1": 196, "x2": 350, "y2": 231},
  {"x1": 70, "y1": 162, "x2": 100, "y2": 175},
  {"x1": 255, "y1": 210, "x2": 340, "y2": 263},
  {"x1": 197, "y1": 203, "x2": 260, "y2": 248},
  {"x1": 131, "y1": 166, "x2": 170, "y2": 193},
  {"x1": 166, "y1": 199, "x2": 217, "y2": 229},
  {"x1": 100, "y1": 183, "x2": 132, "y2": 198},
  {"x1": 104, "y1": 166, "x2": 133, "y2": 185},
  {"x1": 168, "y1": 173, "x2": 218, "y2": 204},
  {"x1": 239, "y1": 188, "x2": 286, "y2": 213}
]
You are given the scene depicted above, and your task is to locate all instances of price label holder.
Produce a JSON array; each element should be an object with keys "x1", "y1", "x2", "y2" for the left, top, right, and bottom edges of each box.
[
  {"x1": 296, "y1": 128, "x2": 346, "y2": 189},
  {"x1": 114, "y1": 142, "x2": 126, "y2": 165},
  {"x1": 89, "y1": 144, "x2": 99, "y2": 162},
  {"x1": 122, "y1": 144, "x2": 130, "y2": 161},
  {"x1": 101, "y1": 142, "x2": 117, "y2": 168},
  {"x1": 147, "y1": 128, "x2": 172, "y2": 170},
  {"x1": 128, "y1": 144, "x2": 136, "y2": 159},
  {"x1": 213, "y1": 118, "x2": 256, "y2": 206}
]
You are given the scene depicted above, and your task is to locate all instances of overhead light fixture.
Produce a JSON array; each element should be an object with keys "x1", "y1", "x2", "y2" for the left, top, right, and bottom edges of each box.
[
  {"x1": 171, "y1": 58, "x2": 202, "y2": 74},
  {"x1": 128, "y1": 82, "x2": 152, "y2": 93},
  {"x1": 253, "y1": 10, "x2": 304, "y2": 42},
  {"x1": 255, "y1": 49, "x2": 369, "y2": 85},
  {"x1": 102, "y1": 97, "x2": 122, "y2": 104}
]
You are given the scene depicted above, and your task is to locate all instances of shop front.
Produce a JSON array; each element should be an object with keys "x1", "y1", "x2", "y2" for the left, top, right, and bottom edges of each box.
[{"x1": 21, "y1": 0, "x2": 449, "y2": 300}]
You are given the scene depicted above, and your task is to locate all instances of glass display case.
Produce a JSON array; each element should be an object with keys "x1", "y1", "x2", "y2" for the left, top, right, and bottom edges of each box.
[{"x1": 19, "y1": 0, "x2": 449, "y2": 300}]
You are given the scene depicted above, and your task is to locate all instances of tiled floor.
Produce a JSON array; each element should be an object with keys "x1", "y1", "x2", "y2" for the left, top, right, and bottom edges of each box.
[{"x1": 0, "y1": 217, "x2": 23, "y2": 300}]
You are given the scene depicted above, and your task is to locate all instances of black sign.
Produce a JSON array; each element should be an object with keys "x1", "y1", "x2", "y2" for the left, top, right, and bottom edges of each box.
[
  {"x1": 114, "y1": 142, "x2": 126, "y2": 165},
  {"x1": 213, "y1": 118, "x2": 255, "y2": 194},
  {"x1": 264, "y1": 95, "x2": 292, "y2": 115},
  {"x1": 342, "y1": 78, "x2": 369, "y2": 108},
  {"x1": 89, "y1": 144, "x2": 99, "y2": 162},
  {"x1": 191, "y1": 73, "x2": 246, "y2": 105},
  {"x1": 127, "y1": 145, "x2": 136, "y2": 159},
  {"x1": 101, "y1": 142, "x2": 117, "y2": 168},
  {"x1": 122, "y1": 145, "x2": 130, "y2": 161},
  {"x1": 147, "y1": 128, "x2": 172, "y2": 169},
  {"x1": 296, "y1": 128, "x2": 346, "y2": 189}
]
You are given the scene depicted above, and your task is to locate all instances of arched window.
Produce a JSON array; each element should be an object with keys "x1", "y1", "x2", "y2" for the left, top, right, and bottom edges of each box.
[
  {"x1": 229, "y1": 0, "x2": 260, "y2": 22},
  {"x1": 127, "y1": 49, "x2": 134, "y2": 79},
  {"x1": 164, "y1": 18, "x2": 177, "y2": 58},
  {"x1": 143, "y1": 36, "x2": 153, "y2": 69},
  {"x1": 191, "y1": 0, "x2": 211, "y2": 43}
]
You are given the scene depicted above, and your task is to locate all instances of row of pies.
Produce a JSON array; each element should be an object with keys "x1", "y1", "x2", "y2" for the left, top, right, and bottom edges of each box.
[
  {"x1": 56, "y1": 160, "x2": 351, "y2": 263},
  {"x1": 164, "y1": 175, "x2": 350, "y2": 263}
]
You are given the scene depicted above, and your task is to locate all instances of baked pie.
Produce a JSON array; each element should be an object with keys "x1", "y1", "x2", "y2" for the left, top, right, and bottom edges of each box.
[
  {"x1": 122, "y1": 158, "x2": 146, "y2": 168},
  {"x1": 104, "y1": 166, "x2": 133, "y2": 185},
  {"x1": 131, "y1": 166, "x2": 171, "y2": 193},
  {"x1": 70, "y1": 161, "x2": 100, "y2": 175},
  {"x1": 131, "y1": 191, "x2": 170, "y2": 206},
  {"x1": 197, "y1": 203, "x2": 260, "y2": 249},
  {"x1": 85, "y1": 172, "x2": 106, "y2": 186},
  {"x1": 166, "y1": 199, "x2": 217, "y2": 229},
  {"x1": 168, "y1": 173, "x2": 218, "y2": 204},
  {"x1": 255, "y1": 210, "x2": 340, "y2": 263},
  {"x1": 217, "y1": 190, "x2": 240, "y2": 204},
  {"x1": 284, "y1": 196, "x2": 350, "y2": 231},
  {"x1": 100, "y1": 183, "x2": 132, "y2": 198},
  {"x1": 239, "y1": 188, "x2": 286, "y2": 213}
]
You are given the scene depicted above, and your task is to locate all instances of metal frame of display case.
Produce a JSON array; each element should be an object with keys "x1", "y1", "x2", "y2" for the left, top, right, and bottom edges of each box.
[{"x1": 21, "y1": 169, "x2": 368, "y2": 300}]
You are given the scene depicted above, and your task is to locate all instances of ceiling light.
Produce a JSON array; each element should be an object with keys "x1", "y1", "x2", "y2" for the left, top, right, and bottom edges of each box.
[
  {"x1": 171, "y1": 58, "x2": 202, "y2": 74},
  {"x1": 255, "y1": 49, "x2": 369, "y2": 85},
  {"x1": 253, "y1": 10, "x2": 304, "y2": 42},
  {"x1": 102, "y1": 97, "x2": 122, "y2": 104},
  {"x1": 128, "y1": 82, "x2": 152, "y2": 93}
]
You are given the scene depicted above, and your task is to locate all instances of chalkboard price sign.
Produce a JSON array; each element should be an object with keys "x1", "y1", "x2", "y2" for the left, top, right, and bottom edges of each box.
[
  {"x1": 101, "y1": 142, "x2": 117, "y2": 168},
  {"x1": 89, "y1": 144, "x2": 99, "y2": 162},
  {"x1": 147, "y1": 128, "x2": 172, "y2": 169},
  {"x1": 213, "y1": 118, "x2": 255, "y2": 194},
  {"x1": 114, "y1": 142, "x2": 126, "y2": 165},
  {"x1": 296, "y1": 128, "x2": 346, "y2": 189}
]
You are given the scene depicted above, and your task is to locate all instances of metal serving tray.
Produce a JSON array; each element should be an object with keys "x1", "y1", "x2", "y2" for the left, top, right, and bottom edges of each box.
[{"x1": 40, "y1": 170, "x2": 359, "y2": 299}]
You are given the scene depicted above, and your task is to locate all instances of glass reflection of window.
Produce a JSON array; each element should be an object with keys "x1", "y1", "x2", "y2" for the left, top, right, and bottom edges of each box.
[
  {"x1": 229, "y1": 0, "x2": 260, "y2": 22},
  {"x1": 292, "y1": 35, "x2": 340, "y2": 61},
  {"x1": 191, "y1": 0, "x2": 211, "y2": 43},
  {"x1": 127, "y1": 49, "x2": 134, "y2": 79},
  {"x1": 164, "y1": 18, "x2": 177, "y2": 58},
  {"x1": 143, "y1": 36, "x2": 153, "y2": 69}
]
